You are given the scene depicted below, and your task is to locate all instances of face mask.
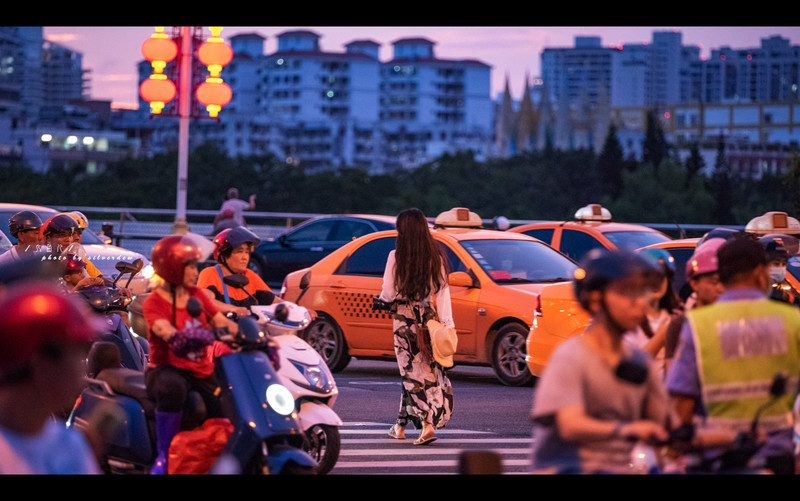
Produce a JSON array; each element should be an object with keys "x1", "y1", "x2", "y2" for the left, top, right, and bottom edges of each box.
[{"x1": 769, "y1": 266, "x2": 786, "y2": 284}]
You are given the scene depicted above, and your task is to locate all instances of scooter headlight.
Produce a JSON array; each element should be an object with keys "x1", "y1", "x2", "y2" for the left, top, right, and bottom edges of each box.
[
  {"x1": 291, "y1": 361, "x2": 334, "y2": 391},
  {"x1": 266, "y1": 384, "x2": 295, "y2": 416}
]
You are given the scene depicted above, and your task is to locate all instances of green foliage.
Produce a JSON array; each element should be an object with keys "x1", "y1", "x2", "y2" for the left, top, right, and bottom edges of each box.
[{"x1": 0, "y1": 142, "x2": 795, "y2": 226}]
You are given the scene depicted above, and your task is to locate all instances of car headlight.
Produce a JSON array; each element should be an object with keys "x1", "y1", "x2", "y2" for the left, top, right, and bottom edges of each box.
[{"x1": 266, "y1": 384, "x2": 295, "y2": 416}]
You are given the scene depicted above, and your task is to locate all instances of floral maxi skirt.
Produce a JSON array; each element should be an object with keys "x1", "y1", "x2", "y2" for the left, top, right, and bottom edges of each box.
[{"x1": 392, "y1": 303, "x2": 454, "y2": 430}]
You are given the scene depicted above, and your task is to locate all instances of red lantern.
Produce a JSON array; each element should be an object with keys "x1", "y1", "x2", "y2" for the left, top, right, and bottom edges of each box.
[
  {"x1": 197, "y1": 27, "x2": 233, "y2": 77},
  {"x1": 140, "y1": 74, "x2": 176, "y2": 114},
  {"x1": 195, "y1": 77, "x2": 232, "y2": 118},
  {"x1": 141, "y1": 27, "x2": 178, "y2": 74}
]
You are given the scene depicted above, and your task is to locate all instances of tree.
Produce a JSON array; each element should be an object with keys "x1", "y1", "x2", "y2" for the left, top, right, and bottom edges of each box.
[
  {"x1": 708, "y1": 138, "x2": 735, "y2": 224},
  {"x1": 783, "y1": 153, "x2": 800, "y2": 217},
  {"x1": 595, "y1": 123, "x2": 625, "y2": 200},
  {"x1": 684, "y1": 142, "x2": 706, "y2": 185},
  {"x1": 642, "y1": 109, "x2": 668, "y2": 168}
]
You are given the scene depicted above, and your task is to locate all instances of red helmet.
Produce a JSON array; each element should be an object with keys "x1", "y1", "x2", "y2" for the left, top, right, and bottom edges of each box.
[
  {"x1": 212, "y1": 226, "x2": 260, "y2": 262},
  {"x1": 0, "y1": 282, "x2": 101, "y2": 368},
  {"x1": 63, "y1": 253, "x2": 87, "y2": 272},
  {"x1": 686, "y1": 238, "x2": 725, "y2": 280},
  {"x1": 151, "y1": 234, "x2": 202, "y2": 285}
]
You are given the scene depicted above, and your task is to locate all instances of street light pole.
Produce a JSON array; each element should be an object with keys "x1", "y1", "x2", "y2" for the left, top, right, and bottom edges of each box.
[{"x1": 174, "y1": 26, "x2": 193, "y2": 235}]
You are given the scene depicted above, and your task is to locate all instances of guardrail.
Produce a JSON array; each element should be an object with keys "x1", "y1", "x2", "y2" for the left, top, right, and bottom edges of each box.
[
  {"x1": 51, "y1": 206, "x2": 328, "y2": 257},
  {"x1": 51, "y1": 205, "x2": 743, "y2": 257}
]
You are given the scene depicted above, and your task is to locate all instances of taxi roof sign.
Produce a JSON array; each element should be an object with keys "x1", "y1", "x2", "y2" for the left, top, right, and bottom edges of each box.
[
  {"x1": 574, "y1": 204, "x2": 611, "y2": 222},
  {"x1": 434, "y1": 207, "x2": 482, "y2": 228},
  {"x1": 745, "y1": 211, "x2": 800, "y2": 235}
]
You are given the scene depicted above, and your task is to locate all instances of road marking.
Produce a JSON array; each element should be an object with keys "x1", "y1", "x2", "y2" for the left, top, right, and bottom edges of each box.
[
  {"x1": 340, "y1": 448, "x2": 530, "y2": 456},
  {"x1": 343, "y1": 437, "x2": 531, "y2": 443},
  {"x1": 332, "y1": 459, "x2": 532, "y2": 468},
  {"x1": 340, "y1": 428, "x2": 495, "y2": 435},
  {"x1": 331, "y1": 421, "x2": 533, "y2": 474}
]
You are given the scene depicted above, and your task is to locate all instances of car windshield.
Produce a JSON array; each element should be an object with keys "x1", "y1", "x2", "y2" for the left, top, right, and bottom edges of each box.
[
  {"x1": 0, "y1": 231, "x2": 10, "y2": 254},
  {"x1": 788, "y1": 255, "x2": 800, "y2": 282},
  {"x1": 459, "y1": 239, "x2": 578, "y2": 284},
  {"x1": 603, "y1": 230, "x2": 671, "y2": 250}
]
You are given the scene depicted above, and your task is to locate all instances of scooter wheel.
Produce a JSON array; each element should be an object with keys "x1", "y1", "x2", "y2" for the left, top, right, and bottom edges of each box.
[{"x1": 305, "y1": 424, "x2": 341, "y2": 475}]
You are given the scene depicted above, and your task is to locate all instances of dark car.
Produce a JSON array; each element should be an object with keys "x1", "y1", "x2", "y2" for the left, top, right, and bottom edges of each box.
[{"x1": 250, "y1": 214, "x2": 397, "y2": 288}]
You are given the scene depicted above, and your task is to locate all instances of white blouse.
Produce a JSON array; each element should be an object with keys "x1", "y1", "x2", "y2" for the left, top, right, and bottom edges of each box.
[{"x1": 379, "y1": 250, "x2": 455, "y2": 328}]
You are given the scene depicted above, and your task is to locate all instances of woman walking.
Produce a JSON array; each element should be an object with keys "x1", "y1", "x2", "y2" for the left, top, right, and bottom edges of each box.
[{"x1": 380, "y1": 208, "x2": 455, "y2": 445}]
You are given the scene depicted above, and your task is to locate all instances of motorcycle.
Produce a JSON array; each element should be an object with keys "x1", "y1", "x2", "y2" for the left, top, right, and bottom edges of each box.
[
  {"x1": 74, "y1": 259, "x2": 149, "y2": 373},
  {"x1": 637, "y1": 372, "x2": 794, "y2": 474},
  {"x1": 223, "y1": 273, "x2": 343, "y2": 475},
  {"x1": 67, "y1": 296, "x2": 317, "y2": 475}
]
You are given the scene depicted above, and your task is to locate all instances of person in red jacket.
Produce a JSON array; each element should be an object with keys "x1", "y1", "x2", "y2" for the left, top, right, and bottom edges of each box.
[{"x1": 143, "y1": 234, "x2": 237, "y2": 475}]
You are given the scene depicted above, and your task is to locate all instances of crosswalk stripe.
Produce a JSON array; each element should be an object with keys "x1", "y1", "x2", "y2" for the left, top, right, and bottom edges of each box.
[
  {"x1": 331, "y1": 421, "x2": 532, "y2": 474},
  {"x1": 333, "y1": 459, "x2": 533, "y2": 468},
  {"x1": 340, "y1": 428, "x2": 494, "y2": 435},
  {"x1": 340, "y1": 448, "x2": 530, "y2": 456},
  {"x1": 342, "y1": 437, "x2": 531, "y2": 444}
]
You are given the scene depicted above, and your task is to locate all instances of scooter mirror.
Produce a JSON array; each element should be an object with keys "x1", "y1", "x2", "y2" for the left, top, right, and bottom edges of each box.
[
  {"x1": 274, "y1": 302, "x2": 289, "y2": 322},
  {"x1": 186, "y1": 297, "x2": 204, "y2": 318},
  {"x1": 770, "y1": 372, "x2": 787, "y2": 397}
]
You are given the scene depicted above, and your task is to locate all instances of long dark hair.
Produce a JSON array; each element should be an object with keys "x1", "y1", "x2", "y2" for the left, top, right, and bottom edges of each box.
[{"x1": 394, "y1": 208, "x2": 447, "y2": 302}]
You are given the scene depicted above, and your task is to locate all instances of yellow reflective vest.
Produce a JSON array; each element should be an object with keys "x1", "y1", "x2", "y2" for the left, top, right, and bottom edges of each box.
[{"x1": 687, "y1": 296, "x2": 800, "y2": 433}]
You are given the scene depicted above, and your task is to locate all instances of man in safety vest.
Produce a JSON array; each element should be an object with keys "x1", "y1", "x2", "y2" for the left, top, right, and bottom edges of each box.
[{"x1": 665, "y1": 234, "x2": 800, "y2": 474}]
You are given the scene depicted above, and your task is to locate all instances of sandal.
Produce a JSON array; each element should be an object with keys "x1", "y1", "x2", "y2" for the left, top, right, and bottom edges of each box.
[
  {"x1": 413, "y1": 426, "x2": 437, "y2": 446},
  {"x1": 388, "y1": 424, "x2": 405, "y2": 440}
]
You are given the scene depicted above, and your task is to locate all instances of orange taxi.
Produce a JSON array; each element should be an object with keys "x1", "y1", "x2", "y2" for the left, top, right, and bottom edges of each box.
[
  {"x1": 508, "y1": 204, "x2": 672, "y2": 263},
  {"x1": 279, "y1": 208, "x2": 578, "y2": 386},
  {"x1": 525, "y1": 210, "x2": 800, "y2": 377},
  {"x1": 747, "y1": 211, "x2": 800, "y2": 303}
]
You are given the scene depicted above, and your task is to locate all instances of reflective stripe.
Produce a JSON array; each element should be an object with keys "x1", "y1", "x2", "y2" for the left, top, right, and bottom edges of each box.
[
  {"x1": 707, "y1": 411, "x2": 794, "y2": 434},
  {"x1": 704, "y1": 376, "x2": 799, "y2": 403}
]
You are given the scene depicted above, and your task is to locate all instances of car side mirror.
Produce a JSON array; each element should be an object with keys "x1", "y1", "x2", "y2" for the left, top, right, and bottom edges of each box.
[{"x1": 449, "y1": 271, "x2": 477, "y2": 288}]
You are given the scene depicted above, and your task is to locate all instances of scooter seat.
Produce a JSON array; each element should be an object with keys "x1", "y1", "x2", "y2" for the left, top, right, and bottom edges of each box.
[{"x1": 96, "y1": 367, "x2": 155, "y2": 417}]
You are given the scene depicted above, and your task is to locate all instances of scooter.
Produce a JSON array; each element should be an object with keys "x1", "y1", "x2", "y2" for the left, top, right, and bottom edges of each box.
[
  {"x1": 640, "y1": 372, "x2": 795, "y2": 474},
  {"x1": 74, "y1": 259, "x2": 149, "y2": 373},
  {"x1": 67, "y1": 296, "x2": 317, "y2": 475},
  {"x1": 223, "y1": 274, "x2": 343, "y2": 475}
]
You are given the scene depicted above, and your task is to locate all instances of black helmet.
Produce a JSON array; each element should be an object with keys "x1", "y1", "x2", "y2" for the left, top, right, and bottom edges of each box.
[
  {"x1": 8, "y1": 211, "x2": 42, "y2": 238},
  {"x1": 759, "y1": 234, "x2": 794, "y2": 262},
  {"x1": 41, "y1": 213, "x2": 79, "y2": 237},
  {"x1": 573, "y1": 249, "x2": 660, "y2": 311},
  {"x1": 212, "y1": 226, "x2": 260, "y2": 262},
  {"x1": 697, "y1": 227, "x2": 742, "y2": 247}
]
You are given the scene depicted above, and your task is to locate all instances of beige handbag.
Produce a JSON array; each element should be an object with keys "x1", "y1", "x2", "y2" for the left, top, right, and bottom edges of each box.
[{"x1": 427, "y1": 316, "x2": 457, "y2": 368}]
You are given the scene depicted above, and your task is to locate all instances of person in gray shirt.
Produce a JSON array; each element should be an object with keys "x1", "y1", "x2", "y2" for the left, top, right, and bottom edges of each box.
[{"x1": 531, "y1": 249, "x2": 670, "y2": 474}]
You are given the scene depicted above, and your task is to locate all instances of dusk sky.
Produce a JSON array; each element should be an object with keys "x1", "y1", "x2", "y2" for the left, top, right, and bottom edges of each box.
[{"x1": 42, "y1": 26, "x2": 800, "y2": 110}]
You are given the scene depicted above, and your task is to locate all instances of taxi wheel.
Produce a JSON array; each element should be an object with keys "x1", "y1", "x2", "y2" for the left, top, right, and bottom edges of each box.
[
  {"x1": 491, "y1": 323, "x2": 534, "y2": 386},
  {"x1": 303, "y1": 314, "x2": 351, "y2": 372},
  {"x1": 247, "y1": 254, "x2": 265, "y2": 277}
]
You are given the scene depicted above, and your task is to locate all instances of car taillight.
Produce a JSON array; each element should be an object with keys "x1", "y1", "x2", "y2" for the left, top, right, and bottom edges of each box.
[{"x1": 534, "y1": 294, "x2": 542, "y2": 317}]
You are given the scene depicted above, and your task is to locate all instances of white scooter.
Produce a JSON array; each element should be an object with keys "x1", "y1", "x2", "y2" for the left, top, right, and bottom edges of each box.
[{"x1": 224, "y1": 276, "x2": 343, "y2": 475}]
